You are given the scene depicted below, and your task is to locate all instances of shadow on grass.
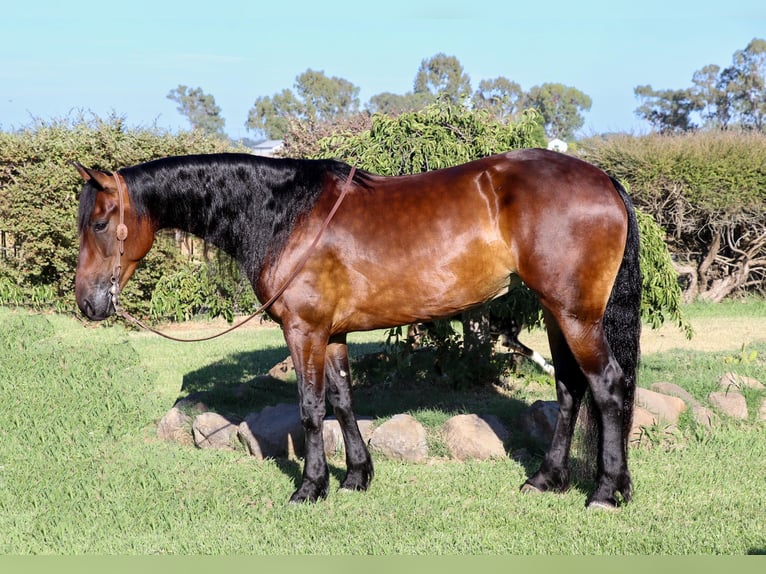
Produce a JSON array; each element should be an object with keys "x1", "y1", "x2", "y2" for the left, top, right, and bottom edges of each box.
[{"x1": 176, "y1": 339, "x2": 599, "y2": 500}]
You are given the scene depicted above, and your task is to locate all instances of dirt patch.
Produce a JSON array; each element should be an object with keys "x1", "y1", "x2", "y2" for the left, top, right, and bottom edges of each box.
[
  {"x1": 148, "y1": 314, "x2": 765, "y2": 357},
  {"x1": 518, "y1": 316, "x2": 766, "y2": 357}
]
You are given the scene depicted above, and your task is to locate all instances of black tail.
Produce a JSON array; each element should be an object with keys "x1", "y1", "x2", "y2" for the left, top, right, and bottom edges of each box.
[{"x1": 603, "y1": 177, "x2": 642, "y2": 448}]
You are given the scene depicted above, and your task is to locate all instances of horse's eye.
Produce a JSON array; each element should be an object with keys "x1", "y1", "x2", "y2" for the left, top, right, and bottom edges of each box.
[{"x1": 93, "y1": 221, "x2": 109, "y2": 233}]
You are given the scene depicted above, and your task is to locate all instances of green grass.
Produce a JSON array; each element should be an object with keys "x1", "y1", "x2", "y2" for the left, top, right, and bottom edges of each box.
[
  {"x1": 1, "y1": 307, "x2": 765, "y2": 554},
  {"x1": 681, "y1": 296, "x2": 766, "y2": 319}
]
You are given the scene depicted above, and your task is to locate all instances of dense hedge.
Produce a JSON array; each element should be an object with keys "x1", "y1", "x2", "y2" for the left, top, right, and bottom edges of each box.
[
  {"x1": 0, "y1": 114, "x2": 242, "y2": 316},
  {"x1": 578, "y1": 131, "x2": 766, "y2": 301}
]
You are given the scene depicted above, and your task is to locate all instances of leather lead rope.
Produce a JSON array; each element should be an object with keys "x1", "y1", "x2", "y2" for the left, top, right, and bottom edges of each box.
[{"x1": 109, "y1": 166, "x2": 356, "y2": 342}]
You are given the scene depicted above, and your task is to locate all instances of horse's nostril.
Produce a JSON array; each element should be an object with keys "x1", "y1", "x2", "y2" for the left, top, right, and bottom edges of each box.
[{"x1": 82, "y1": 299, "x2": 95, "y2": 319}]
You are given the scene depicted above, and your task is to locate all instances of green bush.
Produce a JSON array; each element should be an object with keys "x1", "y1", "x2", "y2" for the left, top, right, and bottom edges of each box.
[{"x1": 149, "y1": 257, "x2": 256, "y2": 323}]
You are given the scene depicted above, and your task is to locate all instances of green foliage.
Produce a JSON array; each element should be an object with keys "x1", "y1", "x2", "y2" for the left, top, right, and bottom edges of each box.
[
  {"x1": 314, "y1": 100, "x2": 547, "y2": 174},
  {"x1": 246, "y1": 69, "x2": 361, "y2": 139},
  {"x1": 579, "y1": 131, "x2": 766, "y2": 300},
  {"x1": 471, "y1": 77, "x2": 525, "y2": 123},
  {"x1": 634, "y1": 84, "x2": 698, "y2": 133},
  {"x1": 0, "y1": 113, "x2": 239, "y2": 314},
  {"x1": 579, "y1": 130, "x2": 766, "y2": 215},
  {"x1": 635, "y1": 209, "x2": 693, "y2": 337},
  {"x1": 149, "y1": 258, "x2": 256, "y2": 323},
  {"x1": 724, "y1": 344, "x2": 759, "y2": 365},
  {"x1": 413, "y1": 53, "x2": 471, "y2": 104}
]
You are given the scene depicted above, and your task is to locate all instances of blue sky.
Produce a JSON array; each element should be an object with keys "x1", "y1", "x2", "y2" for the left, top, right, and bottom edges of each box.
[{"x1": 2, "y1": 0, "x2": 764, "y2": 140}]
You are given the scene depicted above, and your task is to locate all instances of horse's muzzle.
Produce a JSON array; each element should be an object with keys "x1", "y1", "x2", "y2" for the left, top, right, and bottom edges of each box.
[{"x1": 76, "y1": 284, "x2": 115, "y2": 321}]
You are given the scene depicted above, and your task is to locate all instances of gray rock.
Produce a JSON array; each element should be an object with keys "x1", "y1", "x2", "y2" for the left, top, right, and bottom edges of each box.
[
  {"x1": 238, "y1": 403, "x2": 305, "y2": 459},
  {"x1": 268, "y1": 357, "x2": 295, "y2": 381},
  {"x1": 322, "y1": 417, "x2": 375, "y2": 457},
  {"x1": 636, "y1": 387, "x2": 686, "y2": 424},
  {"x1": 691, "y1": 404, "x2": 718, "y2": 427},
  {"x1": 441, "y1": 414, "x2": 508, "y2": 461},
  {"x1": 369, "y1": 414, "x2": 428, "y2": 462},
  {"x1": 650, "y1": 382, "x2": 698, "y2": 405},
  {"x1": 192, "y1": 412, "x2": 239, "y2": 450},
  {"x1": 708, "y1": 391, "x2": 748, "y2": 420},
  {"x1": 629, "y1": 406, "x2": 658, "y2": 445},
  {"x1": 719, "y1": 372, "x2": 764, "y2": 390},
  {"x1": 519, "y1": 400, "x2": 559, "y2": 447},
  {"x1": 157, "y1": 406, "x2": 193, "y2": 445}
]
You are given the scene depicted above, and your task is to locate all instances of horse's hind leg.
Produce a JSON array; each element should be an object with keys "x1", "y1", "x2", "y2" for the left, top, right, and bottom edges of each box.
[
  {"x1": 522, "y1": 309, "x2": 588, "y2": 494},
  {"x1": 325, "y1": 336, "x2": 374, "y2": 491},
  {"x1": 555, "y1": 315, "x2": 632, "y2": 508}
]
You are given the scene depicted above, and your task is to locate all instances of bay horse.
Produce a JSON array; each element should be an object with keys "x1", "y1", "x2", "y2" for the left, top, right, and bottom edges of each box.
[{"x1": 73, "y1": 148, "x2": 641, "y2": 509}]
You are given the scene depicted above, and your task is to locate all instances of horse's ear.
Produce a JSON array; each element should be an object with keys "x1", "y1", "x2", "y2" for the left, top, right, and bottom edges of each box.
[{"x1": 71, "y1": 161, "x2": 114, "y2": 192}]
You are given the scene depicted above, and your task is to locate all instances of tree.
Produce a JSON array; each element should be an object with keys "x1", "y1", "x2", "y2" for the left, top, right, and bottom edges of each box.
[
  {"x1": 247, "y1": 89, "x2": 302, "y2": 140},
  {"x1": 722, "y1": 38, "x2": 766, "y2": 130},
  {"x1": 633, "y1": 85, "x2": 699, "y2": 133},
  {"x1": 690, "y1": 64, "x2": 728, "y2": 129},
  {"x1": 413, "y1": 53, "x2": 471, "y2": 104},
  {"x1": 366, "y1": 92, "x2": 430, "y2": 115},
  {"x1": 167, "y1": 85, "x2": 226, "y2": 136},
  {"x1": 246, "y1": 69, "x2": 360, "y2": 139},
  {"x1": 471, "y1": 77, "x2": 524, "y2": 122},
  {"x1": 524, "y1": 83, "x2": 592, "y2": 140},
  {"x1": 634, "y1": 38, "x2": 766, "y2": 133}
]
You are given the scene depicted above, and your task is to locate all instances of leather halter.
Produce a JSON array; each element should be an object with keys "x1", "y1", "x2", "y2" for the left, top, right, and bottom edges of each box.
[
  {"x1": 109, "y1": 172, "x2": 129, "y2": 309},
  {"x1": 108, "y1": 166, "x2": 356, "y2": 342}
]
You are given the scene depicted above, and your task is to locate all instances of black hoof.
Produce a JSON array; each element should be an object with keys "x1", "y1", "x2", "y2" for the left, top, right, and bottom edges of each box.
[
  {"x1": 522, "y1": 468, "x2": 570, "y2": 494},
  {"x1": 339, "y1": 462, "x2": 374, "y2": 492},
  {"x1": 587, "y1": 473, "x2": 632, "y2": 509},
  {"x1": 289, "y1": 479, "x2": 329, "y2": 504}
]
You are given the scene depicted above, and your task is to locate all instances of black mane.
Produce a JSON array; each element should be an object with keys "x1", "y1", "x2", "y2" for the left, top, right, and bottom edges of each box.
[{"x1": 79, "y1": 153, "x2": 360, "y2": 281}]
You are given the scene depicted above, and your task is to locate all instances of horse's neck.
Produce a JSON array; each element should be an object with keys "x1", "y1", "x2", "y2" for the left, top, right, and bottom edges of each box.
[{"x1": 139, "y1": 174, "x2": 253, "y2": 262}]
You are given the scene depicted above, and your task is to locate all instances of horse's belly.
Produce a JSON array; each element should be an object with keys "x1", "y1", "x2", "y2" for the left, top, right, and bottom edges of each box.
[{"x1": 333, "y1": 239, "x2": 513, "y2": 332}]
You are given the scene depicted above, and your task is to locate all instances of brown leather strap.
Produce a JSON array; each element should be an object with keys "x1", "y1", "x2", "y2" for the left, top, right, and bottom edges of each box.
[{"x1": 111, "y1": 166, "x2": 356, "y2": 342}]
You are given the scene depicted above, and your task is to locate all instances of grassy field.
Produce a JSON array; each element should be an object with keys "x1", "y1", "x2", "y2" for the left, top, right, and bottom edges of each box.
[{"x1": 0, "y1": 303, "x2": 765, "y2": 555}]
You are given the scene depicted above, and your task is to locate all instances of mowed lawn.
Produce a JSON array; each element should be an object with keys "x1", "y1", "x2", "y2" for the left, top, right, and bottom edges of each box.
[{"x1": 0, "y1": 302, "x2": 764, "y2": 555}]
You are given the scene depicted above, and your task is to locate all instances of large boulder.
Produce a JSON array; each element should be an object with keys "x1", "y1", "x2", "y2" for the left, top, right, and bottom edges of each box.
[
  {"x1": 369, "y1": 414, "x2": 428, "y2": 463},
  {"x1": 519, "y1": 400, "x2": 559, "y2": 447},
  {"x1": 192, "y1": 412, "x2": 240, "y2": 450},
  {"x1": 441, "y1": 414, "x2": 508, "y2": 461},
  {"x1": 708, "y1": 391, "x2": 748, "y2": 420},
  {"x1": 238, "y1": 403, "x2": 305, "y2": 460}
]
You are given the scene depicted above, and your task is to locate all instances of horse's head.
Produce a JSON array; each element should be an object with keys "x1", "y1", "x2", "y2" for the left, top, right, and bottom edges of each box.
[{"x1": 73, "y1": 163, "x2": 155, "y2": 320}]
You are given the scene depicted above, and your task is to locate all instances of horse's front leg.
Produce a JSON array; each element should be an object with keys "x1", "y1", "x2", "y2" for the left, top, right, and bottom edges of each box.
[
  {"x1": 284, "y1": 326, "x2": 330, "y2": 503},
  {"x1": 325, "y1": 335, "x2": 374, "y2": 492}
]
